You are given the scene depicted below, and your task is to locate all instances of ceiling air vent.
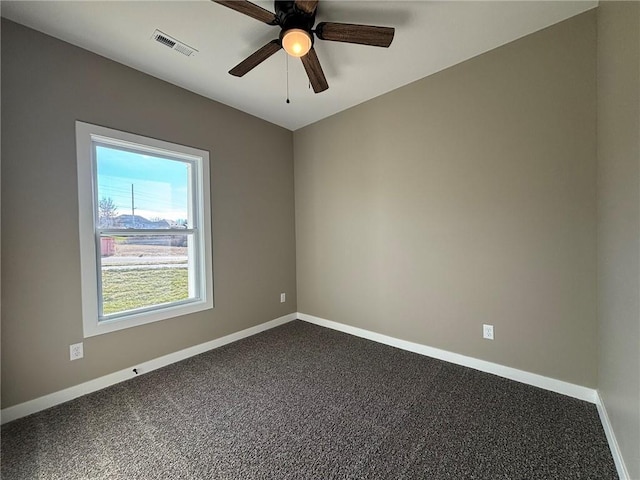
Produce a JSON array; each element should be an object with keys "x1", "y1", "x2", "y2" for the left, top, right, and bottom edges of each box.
[{"x1": 151, "y1": 30, "x2": 198, "y2": 57}]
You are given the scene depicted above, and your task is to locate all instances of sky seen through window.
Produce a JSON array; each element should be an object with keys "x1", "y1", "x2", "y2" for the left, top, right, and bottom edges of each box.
[{"x1": 96, "y1": 145, "x2": 189, "y2": 223}]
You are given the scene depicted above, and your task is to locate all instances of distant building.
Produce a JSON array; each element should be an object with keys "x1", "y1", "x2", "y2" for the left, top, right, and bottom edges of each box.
[{"x1": 114, "y1": 215, "x2": 170, "y2": 229}]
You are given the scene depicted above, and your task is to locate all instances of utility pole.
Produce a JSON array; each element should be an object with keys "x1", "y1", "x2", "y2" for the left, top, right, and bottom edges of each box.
[{"x1": 131, "y1": 184, "x2": 135, "y2": 228}]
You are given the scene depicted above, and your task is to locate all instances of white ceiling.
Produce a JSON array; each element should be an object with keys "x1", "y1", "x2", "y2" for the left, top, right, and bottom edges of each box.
[{"x1": 2, "y1": 0, "x2": 597, "y2": 131}]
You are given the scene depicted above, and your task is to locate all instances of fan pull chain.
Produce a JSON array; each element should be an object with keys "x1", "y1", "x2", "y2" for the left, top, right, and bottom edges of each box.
[{"x1": 286, "y1": 54, "x2": 290, "y2": 104}]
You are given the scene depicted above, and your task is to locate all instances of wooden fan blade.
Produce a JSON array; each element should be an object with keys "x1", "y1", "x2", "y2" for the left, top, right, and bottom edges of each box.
[
  {"x1": 213, "y1": 0, "x2": 278, "y2": 25},
  {"x1": 301, "y1": 47, "x2": 328, "y2": 93},
  {"x1": 315, "y1": 22, "x2": 394, "y2": 47},
  {"x1": 295, "y1": 0, "x2": 318, "y2": 15},
  {"x1": 229, "y1": 40, "x2": 282, "y2": 77}
]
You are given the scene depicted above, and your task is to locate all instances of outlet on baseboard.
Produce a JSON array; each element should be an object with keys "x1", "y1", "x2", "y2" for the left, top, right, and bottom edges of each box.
[
  {"x1": 483, "y1": 324, "x2": 494, "y2": 340},
  {"x1": 70, "y1": 342, "x2": 84, "y2": 360},
  {"x1": 280, "y1": 293, "x2": 286, "y2": 303}
]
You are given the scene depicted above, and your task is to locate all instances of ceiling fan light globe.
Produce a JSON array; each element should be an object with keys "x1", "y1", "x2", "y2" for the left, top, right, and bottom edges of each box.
[{"x1": 282, "y1": 29, "x2": 312, "y2": 57}]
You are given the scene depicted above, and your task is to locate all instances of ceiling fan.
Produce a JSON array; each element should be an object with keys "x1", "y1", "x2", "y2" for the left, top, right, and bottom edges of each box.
[{"x1": 214, "y1": 0, "x2": 395, "y2": 93}]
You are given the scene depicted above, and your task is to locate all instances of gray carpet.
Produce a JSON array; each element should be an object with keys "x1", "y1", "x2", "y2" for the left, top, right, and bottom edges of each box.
[{"x1": 2, "y1": 320, "x2": 617, "y2": 479}]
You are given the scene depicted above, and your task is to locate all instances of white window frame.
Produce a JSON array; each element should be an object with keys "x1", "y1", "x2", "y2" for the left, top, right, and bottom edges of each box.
[{"x1": 76, "y1": 121, "x2": 213, "y2": 337}]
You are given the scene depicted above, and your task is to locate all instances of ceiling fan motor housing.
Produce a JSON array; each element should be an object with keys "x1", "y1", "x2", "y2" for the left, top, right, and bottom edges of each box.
[{"x1": 275, "y1": 0, "x2": 315, "y2": 34}]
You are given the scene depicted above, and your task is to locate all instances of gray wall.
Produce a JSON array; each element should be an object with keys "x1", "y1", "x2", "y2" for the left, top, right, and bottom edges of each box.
[
  {"x1": 294, "y1": 12, "x2": 598, "y2": 387},
  {"x1": 1, "y1": 20, "x2": 297, "y2": 408},
  {"x1": 597, "y1": 2, "x2": 640, "y2": 478}
]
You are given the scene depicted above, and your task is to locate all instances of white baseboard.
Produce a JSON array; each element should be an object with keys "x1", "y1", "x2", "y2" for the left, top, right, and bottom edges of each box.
[
  {"x1": 595, "y1": 391, "x2": 631, "y2": 480},
  {"x1": 0, "y1": 313, "x2": 297, "y2": 425},
  {"x1": 298, "y1": 312, "x2": 598, "y2": 404}
]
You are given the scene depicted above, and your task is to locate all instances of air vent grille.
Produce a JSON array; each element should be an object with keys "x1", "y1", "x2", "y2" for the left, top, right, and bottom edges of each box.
[
  {"x1": 152, "y1": 30, "x2": 197, "y2": 57},
  {"x1": 155, "y1": 34, "x2": 176, "y2": 48}
]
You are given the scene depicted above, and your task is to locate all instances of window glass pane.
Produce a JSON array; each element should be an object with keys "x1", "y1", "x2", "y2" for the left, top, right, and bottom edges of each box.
[
  {"x1": 99, "y1": 234, "x2": 194, "y2": 317},
  {"x1": 96, "y1": 145, "x2": 190, "y2": 229}
]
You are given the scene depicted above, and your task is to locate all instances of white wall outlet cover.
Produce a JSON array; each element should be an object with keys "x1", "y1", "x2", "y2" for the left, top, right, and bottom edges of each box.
[
  {"x1": 280, "y1": 293, "x2": 286, "y2": 303},
  {"x1": 70, "y1": 342, "x2": 84, "y2": 360},
  {"x1": 483, "y1": 324, "x2": 494, "y2": 340}
]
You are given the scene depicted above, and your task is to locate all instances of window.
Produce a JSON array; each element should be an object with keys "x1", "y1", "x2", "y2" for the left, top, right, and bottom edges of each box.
[{"x1": 76, "y1": 122, "x2": 213, "y2": 337}]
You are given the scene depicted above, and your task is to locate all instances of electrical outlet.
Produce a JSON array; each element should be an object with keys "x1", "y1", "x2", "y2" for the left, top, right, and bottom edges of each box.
[
  {"x1": 280, "y1": 293, "x2": 286, "y2": 303},
  {"x1": 483, "y1": 324, "x2": 494, "y2": 340},
  {"x1": 70, "y1": 342, "x2": 84, "y2": 360}
]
